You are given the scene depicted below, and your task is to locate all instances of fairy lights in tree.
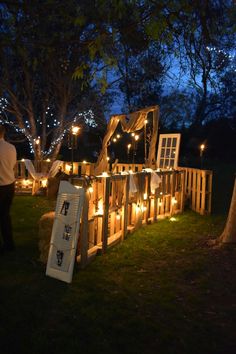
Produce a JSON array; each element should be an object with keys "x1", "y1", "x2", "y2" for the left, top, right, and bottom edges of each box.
[{"x1": 0, "y1": 96, "x2": 97, "y2": 158}]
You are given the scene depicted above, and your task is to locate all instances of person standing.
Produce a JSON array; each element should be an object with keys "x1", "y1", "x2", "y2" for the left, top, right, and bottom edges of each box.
[{"x1": 0, "y1": 125, "x2": 17, "y2": 253}]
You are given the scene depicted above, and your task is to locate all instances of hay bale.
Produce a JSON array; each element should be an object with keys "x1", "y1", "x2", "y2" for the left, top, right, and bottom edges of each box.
[
  {"x1": 38, "y1": 211, "x2": 55, "y2": 264},
  {"x1": 47, "y1": 173, "x2": 69, "y2": 200}
]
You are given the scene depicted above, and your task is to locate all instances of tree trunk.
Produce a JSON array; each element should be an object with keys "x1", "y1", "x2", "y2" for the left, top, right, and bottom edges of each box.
[{"x1": 219, "y1": 176, "x2": 236, "y2": 243}]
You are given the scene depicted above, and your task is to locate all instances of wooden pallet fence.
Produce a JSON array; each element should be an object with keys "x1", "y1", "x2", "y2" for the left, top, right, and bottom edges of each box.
[
  {"x1": 15, "y1": 161, "x2": 212, "y2": 216},
  {"x1": 72, "y1": 170, "x2": 185, "y2": 267},
  {"x1": 15, "y1": 160, "x2": 96, "y2": 195},
  {"x1": 179, "y1": 167, "x2": 212, "y2": 215}
]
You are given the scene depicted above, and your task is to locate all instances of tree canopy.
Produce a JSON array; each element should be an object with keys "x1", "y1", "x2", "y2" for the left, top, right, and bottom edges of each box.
[{"x1": 0, "y1": 0, "x2": 235, "y2": 162}]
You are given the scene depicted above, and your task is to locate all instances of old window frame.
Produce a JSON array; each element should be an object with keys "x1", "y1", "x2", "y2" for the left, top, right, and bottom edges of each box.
[{"x1": 156, "y1": 133, "x2": 181, "y2": 169}]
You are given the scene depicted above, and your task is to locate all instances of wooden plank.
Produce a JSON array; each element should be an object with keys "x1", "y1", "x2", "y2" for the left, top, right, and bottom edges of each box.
[
  {"x1": 201, "y1": 170, "x2": 206, "y2": 215},
  {"x1": 192, "y1": 170, "x2": 196, "y2": 211},
  {"x1": 80, "y1": 190, "x2": 89, "y2": 268},
  {"x1": 207, "y1": 171, "x2": 213, "y2": 214},
  {"x1": 102, "y1": 176, "x2": 111, "y2": 253},
  {"x1": 121, "y1": 175, "x2": 130, "y2": 240},
  {"x1": 179, "y1": 171, "x2": 185, "y2": 212},
  {"x1": 196, "y1": 170, "x2": 201, "y2": 213}
]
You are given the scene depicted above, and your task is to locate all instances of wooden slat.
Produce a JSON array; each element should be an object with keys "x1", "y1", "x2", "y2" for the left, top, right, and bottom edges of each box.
[{"x1": 101, "y1": 177, "x2": 111, "y2": 253}]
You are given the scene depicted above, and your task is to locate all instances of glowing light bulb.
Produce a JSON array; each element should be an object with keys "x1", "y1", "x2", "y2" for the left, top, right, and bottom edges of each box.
[
  {"x1": 72, "y1": 126, "x2": 80, "y2": 135},
  {"x1": 88, "y1": 186, "x2": 93, "y2": 193},
  {"x1": 116, "y1": 212, "x2": 121, "y2": 220}
]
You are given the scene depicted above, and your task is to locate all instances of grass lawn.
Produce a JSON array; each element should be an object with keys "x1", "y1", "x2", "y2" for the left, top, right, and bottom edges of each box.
[{"x1": 0, "y1": 190, "x2": 236, "y2": 354}]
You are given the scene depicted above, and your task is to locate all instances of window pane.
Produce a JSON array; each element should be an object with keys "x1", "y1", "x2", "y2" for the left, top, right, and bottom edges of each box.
[
  {"x1": 171, "y1": 149, "x2": 176, "y2": 158},
  {"x1": 166, "y1": 148, "x2": 170, "y2": 158},
  {"x1": 164, "y1": 159, "x2": 169, "y2": 167},
  {"x1": 172, "y1": 138, "x2": 177, "y2": 147},
  {"x1": 160, "y1": 159, "x2": 164, "y2": 167},
  {"x1": 167, "y1": 138, "x2": 171, "y2": 147},
  {"x1": 162, "y1": 138, "x2": 166, "y2": 147},
  {"x1": 170, "y1": 159, "x2": 174, "y2": 167},
  {"x1": 161, "y1": 148, "x2": 165, "y2": 158}
]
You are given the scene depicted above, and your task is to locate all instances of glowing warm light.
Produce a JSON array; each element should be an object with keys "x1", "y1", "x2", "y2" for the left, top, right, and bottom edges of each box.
[
  {"x1": 143, "y1": 193, "x2": 147, "y2": 200},
  {"x1": 41, "y1": 179, "x2": 48, "y2": 188},
  {"x1": 71, "y1": 126, "x2": 80, "y2": 135},
  {"x1": 131, "y1": 132, "x2": 135, "y2": 137},
  {"x1": 135, "y1": 204, "x2": 141, "y2": 212},
  {"x1": 141, "y1": 205, "x2": 147, "y2": 212},
  {"x1": 116, "y1": 134, "x2": 121, "y2": 139},
  {"x1": 144, "y1": 119, "x2": 148, "y2": 124},
  {"x1": 35, "y1": 138, "x2": 40, "y2": 145},
  {"x1": 101, "y1": 172, "x2": 109, "y2": 177},
  {"x1": 22, "y1": 179, "x2": 30, "y2": 186},
  {"x1": 75, "y1": 185, "x2": 82, "y2": 189},
  {"x1": 65, "y1": 164, "x2": 71, "y2": 173},
  {"x1": 83, "y1": 160, "x2": 87, "y2": 164},
  {"x1": 95, "y1": 200, "x2": 103, "y2": 216},
  {"x1": 21, "y1": 158, "x2": 25, "y2": 162},
  {"x1": 170, "y1": 217, "x2": 177, "y2": 222},
  {"x1": 158, "y1": 201, "x2": 162, "y2": 207},
  {"x1": 107, "y1": 156, "x2": 110, "y2": 161},
  {"x1": 134, "y1": 135, "x2": 139, "y2": 141},
  {"x1": 116, "y1": 212, "x2": 121, "y2": 220},
  {"x1": 127, "y1": 143, "x2": 131, "y2": 150},
  {"x1": 46, "y1": 158, "x2": 51, "y2": 162},
  {"x1": 113, "y1": 138, "x2": 117, "y2": 142},
  {"x1": 88, "y1": 186, "x2": 94, "y2": 193},
  {"x1": 200, "y1": 144, "x2": 205, "y2": 151},
  {"x1": 171, "y1": 197, "x2": 177, "y2": 205}
]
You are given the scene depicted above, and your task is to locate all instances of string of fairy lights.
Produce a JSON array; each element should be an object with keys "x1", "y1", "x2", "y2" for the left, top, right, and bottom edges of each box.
[{"x1": 0, "y1": 96, "x2": 97, "y2": 157}]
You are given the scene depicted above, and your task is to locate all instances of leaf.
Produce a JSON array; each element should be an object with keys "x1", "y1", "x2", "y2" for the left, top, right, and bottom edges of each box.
[{"x1": 72, "y1": 63, "x2": 88, "y2": 80}]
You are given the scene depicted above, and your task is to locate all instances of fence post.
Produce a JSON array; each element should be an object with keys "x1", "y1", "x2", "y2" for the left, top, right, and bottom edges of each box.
[
  {"x1": 80, "y1": 189, "x2": 89, "y2": 268},
  {"x1": 121, "y1": 175, "x2": 130, "y2": 241},
  {"x1": 102, "y1": 176, "x2": 111, "y2": 253}
]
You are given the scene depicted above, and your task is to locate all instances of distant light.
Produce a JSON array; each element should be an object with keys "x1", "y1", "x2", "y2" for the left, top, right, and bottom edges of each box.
[
  {"x1": 41, "y1": 179, "x2": 48, "y2": 188},
  {"x1": 200, "y1": 144, "x2": 205, "y2": 151},
  {"x1": 46, "y1": 158, "x2": 51, "y2": 162},
  {"x1": 83, "y1": 160, "x2": 87, "y2": 164},
  {"x1": 72, "y1": 126, "x2": 80, "y2": 135},
  {"x1": 65, "y1": 164, "x2": 71, "y2": 173},
  {"x1": 170, "y1": 217, "x2": 178, "y2": 222},
  {"x1": 135, "y1": 135, "x2": 139, "y2": 141}
]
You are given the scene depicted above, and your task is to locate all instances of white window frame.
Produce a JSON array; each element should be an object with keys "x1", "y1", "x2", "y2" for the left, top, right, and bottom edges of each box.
[{"x1": 156, "y1": 133, "x2": 181, "y2": 169}]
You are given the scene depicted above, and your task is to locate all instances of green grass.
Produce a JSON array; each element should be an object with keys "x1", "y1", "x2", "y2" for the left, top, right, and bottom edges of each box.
[{"x1": 0, "y1": 196, "x2": 236, "y2": 354}]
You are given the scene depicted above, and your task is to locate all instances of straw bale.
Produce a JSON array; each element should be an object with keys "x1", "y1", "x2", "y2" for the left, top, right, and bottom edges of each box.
[{"x1": 38, "y1": 211, "x2": 55, "y2": 264}]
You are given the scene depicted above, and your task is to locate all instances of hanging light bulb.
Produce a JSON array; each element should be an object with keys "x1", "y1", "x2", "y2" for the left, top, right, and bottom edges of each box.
[{"x1": 116, "y1": 211, "x2": 121, "y2": 220}]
